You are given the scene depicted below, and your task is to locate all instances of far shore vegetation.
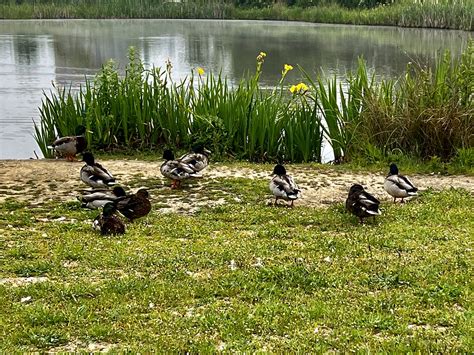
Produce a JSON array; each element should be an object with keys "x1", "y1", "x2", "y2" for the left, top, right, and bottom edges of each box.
[{"x1": 0, "y1": 0, "x2": 472, "y2": 31}]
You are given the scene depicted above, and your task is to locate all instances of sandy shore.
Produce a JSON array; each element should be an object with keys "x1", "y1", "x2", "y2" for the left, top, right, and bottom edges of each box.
[{"x1": 0, "y1": 159, "x2": 472, "y2": 212}]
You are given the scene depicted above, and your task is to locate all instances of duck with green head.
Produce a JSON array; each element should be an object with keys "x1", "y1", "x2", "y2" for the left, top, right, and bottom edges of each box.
[
  {"x1": 269, "y1": 164, "x2": 301, "y2": 207},
  {"x1": 93, "y1": 202, "x2": 126, "y2": 236},
  {"x1": 161, "y1": 149, "x2": 202, "y2": 189},
  {"x1": 384, "y1": 163, "x2": 418, "y2": 203},
  {"x1": 49, "y1": 125, "x2": 88, "y2": 161},
  {"x1": 80, "y1": 152, "x2": 116, "y2": 188}
]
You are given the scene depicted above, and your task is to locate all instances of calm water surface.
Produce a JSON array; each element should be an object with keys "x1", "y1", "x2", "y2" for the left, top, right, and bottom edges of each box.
[{"x1": 0, "y1": 19, "x2": 470, "y2": 159}]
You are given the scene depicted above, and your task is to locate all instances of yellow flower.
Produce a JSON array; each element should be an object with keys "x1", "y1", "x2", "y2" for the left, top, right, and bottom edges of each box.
[
  {"x1": 256, "y1": 51, "x2": 267, "y2": 64},
  {"x1": 284, "y1": 64, "x2": 293, "y2": 72},
  {"x1": 197, "y1": 67, "x2": 205, "y2": 76},
  {"x1": 298, "y1": 82, "x2": 308, "y2": 92},
  {"x1": 289, "y1": 82, "x2": 309, "y2": 94}
]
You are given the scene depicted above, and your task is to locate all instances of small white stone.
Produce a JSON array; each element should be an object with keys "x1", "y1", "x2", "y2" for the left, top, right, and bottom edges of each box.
[
  {"x1": 323, "y1": 256, "x2": 332, "y2": 263},
  {"x1": 149, "y1": 302, "x2": 155, "y2": 309},
  {"x1": 20, "y1": 296, "x2": 32, "y2": 303}
]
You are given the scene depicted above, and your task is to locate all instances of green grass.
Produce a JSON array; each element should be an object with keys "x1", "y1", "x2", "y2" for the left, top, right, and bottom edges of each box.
[{"x1": 0, "y1": 178, "x2": 472, "y2": 351}]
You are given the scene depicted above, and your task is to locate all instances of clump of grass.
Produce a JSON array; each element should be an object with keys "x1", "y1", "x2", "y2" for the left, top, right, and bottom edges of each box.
[{"x1": 354, "y1": 40, "x2": 473, "y2": 161}]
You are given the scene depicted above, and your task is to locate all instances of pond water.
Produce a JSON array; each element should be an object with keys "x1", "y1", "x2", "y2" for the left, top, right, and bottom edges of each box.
[{"x1": 0, "y1": 19, "x2": 470, "y2": 159}]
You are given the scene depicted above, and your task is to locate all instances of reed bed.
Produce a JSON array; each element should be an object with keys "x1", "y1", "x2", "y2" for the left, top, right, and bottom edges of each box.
[
  {"x1": 35, "y1": 48, "x2": 326, "y2": 162},
  {"x1": 35, "y1": 42, "x2": 473, "y2": 163},
  {"x1": 353, "y1": 40, "x2": 474, "y2": 161},
  {"x1": 1, "y1": 0, "x2": 472, "y2": 30}
]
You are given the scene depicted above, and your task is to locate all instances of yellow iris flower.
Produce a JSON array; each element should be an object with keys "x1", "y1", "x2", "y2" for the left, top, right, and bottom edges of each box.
[
  {"x1": 290, "y1": 82, "x2": 309, "y2": 94},
  {"x1": 197, "y1": 67, "x2": 205, "y2": 76}
]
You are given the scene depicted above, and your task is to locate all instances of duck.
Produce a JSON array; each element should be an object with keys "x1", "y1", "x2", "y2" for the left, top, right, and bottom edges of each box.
[
  {"x1": 160, "y1": 149, "x2": 202, "y2": 189},
  {"x1": 345, "y1": 184, "x2": 381, "y2": 224},
  {"x1": 115, "y1": 188, "x2": 152, "y2": 222},
  {"x1": 80, "y1": 152, "x2": 116, "y2": 188},
  {"x1": 384, "y1": 163, "x2": 418, "y2": 203},
  {"x1": 93, "y1": 202, "x2": 126, "y2": 236},
  {"x1": 269, "y1": 164, "x2": 301, "y2": 207},
  {"x1": 49, "y1": 125, "x2": 88, "y2": 161},
  {"x1": 80, "y1": 186, "x2": 127, "y2": 209},
  {"x1": 179, "y1": 145, "x2": 211, "y2": 173}
]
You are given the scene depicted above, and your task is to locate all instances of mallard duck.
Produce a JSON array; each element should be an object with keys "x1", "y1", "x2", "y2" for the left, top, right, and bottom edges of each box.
[
  {"x1": 161, "y1": 149, "x2": 202, "y2": 189},
  {"x1": 93, "y1": 202, "x2": 126, "y2": 236},
  {"x1": 345, "y1": 184, "x2": 381, "y2": 224},
  {"x1": 384, "y1": 163, "x2": 418, "y2": 203},
  {"x1": 269, "y1": 164, "x2": 301, "y2": 207},
  {"x1": 179, "y1": 145, "x2": 211, "y2": 173},
  {"x1": 49, "y1": 125, "x2": 88, "y2": 161},
  {"x1": 80, "y1": 186, "x2": 127, "y2": 209},
  {"x1": 80, "y1": 152, "x2": 116, "y2": 188},
  {"x1": 115, "y1": 189, "x2": 151, "y2": 222}
]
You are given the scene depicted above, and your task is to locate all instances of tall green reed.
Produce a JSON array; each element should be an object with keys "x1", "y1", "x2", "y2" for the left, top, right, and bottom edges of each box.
[
  {"x1": 35, "y1": 48, "x2": 325, "y2": 162},
  {"x1": 35, "y1": 43, "x2": 473, "y2": 163}
]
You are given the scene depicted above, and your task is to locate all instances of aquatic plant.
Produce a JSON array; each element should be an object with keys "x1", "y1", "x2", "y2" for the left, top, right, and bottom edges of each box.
[
  {"x1": 35, "y1": 42, "x2": 473, "y2": 163},
  {"x1": 36, "y1": 48, "x2": 325, "y2": 162}
]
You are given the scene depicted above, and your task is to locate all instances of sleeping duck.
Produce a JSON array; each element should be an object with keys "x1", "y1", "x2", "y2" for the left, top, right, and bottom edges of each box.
[
  {"x1": 384, "y1": 163, "x2": 418, "y2": 203},
  {"x1": 269, "y1": 164, "x2": 301, "y2": 207},
  {"x1": 49, "y1": 125, "x2": 88, "y2": 161},
  {"x1": 345, "y1": 184, "x2": 381, "y2": 224},
  {"x1": 179, "y1": 145, "x2": 211, "y2": 173},
  {"x1": 93, "y1": 202, "x2": 126, "y2": 236},
  {"x1": 161, "y1": 149, "x2": 202, "y2": 189},
  {"x1": 115, "y1": 189, "x2": 151, "y2": 222},
  {"x1": 80, "y1": 152, "x2": 116, "y2": 188},
  {"x1": 80, "y1": 186, "x2": 127, "y2": 209}
]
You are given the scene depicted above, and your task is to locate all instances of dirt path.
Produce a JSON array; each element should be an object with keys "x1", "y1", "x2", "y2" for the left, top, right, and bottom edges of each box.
[{"x1": 0, "y1": 160, "x2": 472, "y2": 211}]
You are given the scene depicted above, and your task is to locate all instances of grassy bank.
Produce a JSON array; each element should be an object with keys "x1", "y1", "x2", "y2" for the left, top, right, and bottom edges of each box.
[
  {"x1": 35, "y1": 42, "x2": 474, "y2": 165},
  {"x1": 0, "y1": 170, "x2": 472, "y2": 351},
  {"x1": 0, "y1": 0, "x2": 472, "y2": 30}
]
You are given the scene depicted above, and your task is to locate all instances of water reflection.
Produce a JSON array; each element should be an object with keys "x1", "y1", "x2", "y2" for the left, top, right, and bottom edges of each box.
[{"x1": 0, "y1": 19, "x2": 470, "y2": 159}]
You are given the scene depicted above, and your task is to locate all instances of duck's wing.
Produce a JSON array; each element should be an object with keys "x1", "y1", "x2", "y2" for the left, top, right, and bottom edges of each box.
[
  {"x1": 179, "y1": 153, "x2": 208, "y2": 172},
  {"x1": 51, "y1": 136, "x2": 74, "y2": 147},
  {"x1": 93, "y1": 162, "x2": 115, "y2": 180},
  {"x1": 161, "y1": 160, "x2": 201, "y2": 179},
  {"x1": 386, "y1": 175, "x2": 418, "y2": 193},
  {"x1": 270, "y1": 175, "x2": 300, "y2": 199},
  {"x1": 83, "y1": 199, "x2": 111, "y2": 209},
  {"x1": 115, "y1": 195, "x2": 135, "y2": 212},
  {"x1": 81, "y1": 163, "x2": 115, "y2": 184},
  {"x1": 285, "y1": 175, "x2": 300, "y2": 193},
  {"x1": 356, "y1": 190, "x2": 381, "y2": 215},
  {"x1": 81, "y1": 191, "x2": 116, "y2": 202}
]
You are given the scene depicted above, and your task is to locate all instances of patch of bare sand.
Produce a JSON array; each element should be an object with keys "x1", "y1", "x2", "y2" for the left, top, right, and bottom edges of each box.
[
  {"x1": 0, "y1": 160, "x2": 472, "y2": 212},
  {"x1": 47, "y1": 341, "x2": 117, "y2": 353},
  {"x1": 0, "y1": 276, "x2": 49, "y2": 287}
]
